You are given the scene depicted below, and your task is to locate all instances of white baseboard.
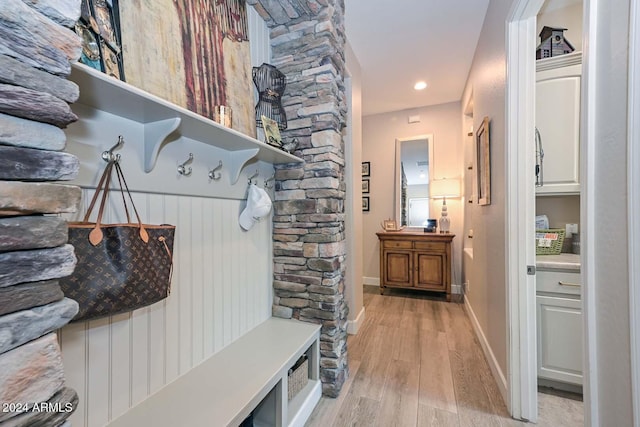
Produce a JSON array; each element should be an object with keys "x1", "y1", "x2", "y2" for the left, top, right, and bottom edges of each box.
[
  {"x1": 464, "y1": 295, "x2": 508, "y2": 404},
  {"x1": 347, "y1": 307, "x2": 365, "y2": 335},
  {"x1": 363, "y1": 276, "x2": 380, "y2": 286}
]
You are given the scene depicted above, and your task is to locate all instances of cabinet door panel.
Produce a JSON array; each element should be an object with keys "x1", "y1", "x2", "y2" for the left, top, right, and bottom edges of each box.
[
  {"x1": 536, "y1": 64, "x2": 581, "y2": 194},
  {"x1": 414, "y1": 252, "x2": 445, "y2": 290},
  {"x1": 536, "y1": 295, "x2": 583, "y2": 385},
  {"x1": 383, "y1": 250, "x2": 412, "y2": 287}
]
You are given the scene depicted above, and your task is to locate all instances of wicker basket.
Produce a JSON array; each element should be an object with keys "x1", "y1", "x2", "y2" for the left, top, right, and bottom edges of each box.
[
  {"x1": 287, "y1": 356, "x2": 309, "y2": 400},
  {"x1": 536, "y1": 229, "x2": 565, "y2": 255}
]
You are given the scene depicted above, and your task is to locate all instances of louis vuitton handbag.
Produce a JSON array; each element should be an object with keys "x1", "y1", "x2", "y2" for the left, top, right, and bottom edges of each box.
[{"x1": 60, "y1": 160, "x2": 175, "y2": 321}]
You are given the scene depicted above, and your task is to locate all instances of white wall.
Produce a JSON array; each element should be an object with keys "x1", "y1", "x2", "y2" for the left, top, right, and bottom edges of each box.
[
  {"x1": 361, "y1": 102, "x2": 463, "y2": 286},
  {"x1": 345, "y1": 43, "x2": 364, "y2": 333},
  {"x1": 60, "y1": 192, "x2": 272, "y2": 426},
  {"x1": 59, "y1": 8, "x2": 276, "y2": 426},
  {"x1": 460, "y1": 0, "x2": 516, "y2": 385}
]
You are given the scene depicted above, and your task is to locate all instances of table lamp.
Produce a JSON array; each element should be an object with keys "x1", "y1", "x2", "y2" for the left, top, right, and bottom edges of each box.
[{"x1": 430, "y1": 178, "x2": 460, "y2": 233}]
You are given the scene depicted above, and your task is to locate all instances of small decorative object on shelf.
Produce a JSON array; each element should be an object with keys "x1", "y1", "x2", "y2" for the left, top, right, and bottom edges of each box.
[
  {"x1": 536, "y1": 26, "x2": 575, "y2": 59},
  {"x1": 262, "y1": 115, "x2": 282, "y2": 148},
  {"x1": 254, "y1": 63, "x2": 287, "y2": 130},
  {"x1": 281, "y1": 138, "x2": 299, "y2": 154},
  {"x1": 214, "y1": 105, "x2": 232, "y2": 128},
  {"x1": 75, "y1": 0, "x2": 125, "y2": 80}
]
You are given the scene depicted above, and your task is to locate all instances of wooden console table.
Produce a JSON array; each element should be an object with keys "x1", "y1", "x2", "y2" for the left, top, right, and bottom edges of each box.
[{"x1": 377, "y1": 231, "x2": 455, "y2": 301}]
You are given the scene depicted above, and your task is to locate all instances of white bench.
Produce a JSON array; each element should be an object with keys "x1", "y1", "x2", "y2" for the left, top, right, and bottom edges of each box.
[{"x1": 106, "y1": 318, "x2": 321, "y2": 427}]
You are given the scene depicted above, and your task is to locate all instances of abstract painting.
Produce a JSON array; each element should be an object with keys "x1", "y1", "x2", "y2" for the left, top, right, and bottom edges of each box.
[{"x1": 119, "y1": 0, "x2": 255, "y2": 137}]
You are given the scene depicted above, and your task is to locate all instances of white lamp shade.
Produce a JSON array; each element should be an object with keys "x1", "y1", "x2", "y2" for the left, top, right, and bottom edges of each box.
[{"x1": 430, "y1": 178, "x2": 460, "y2": 199}]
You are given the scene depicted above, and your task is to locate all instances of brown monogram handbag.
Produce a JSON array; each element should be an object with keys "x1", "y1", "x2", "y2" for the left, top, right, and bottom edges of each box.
[{"x1": 60, "y1": 160, "x2": 175, "y2": 322}]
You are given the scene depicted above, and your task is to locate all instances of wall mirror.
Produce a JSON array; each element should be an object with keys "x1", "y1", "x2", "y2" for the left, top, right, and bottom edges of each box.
[{"x1": 395, "y1": 135, "x2": 434, "y2": 228}]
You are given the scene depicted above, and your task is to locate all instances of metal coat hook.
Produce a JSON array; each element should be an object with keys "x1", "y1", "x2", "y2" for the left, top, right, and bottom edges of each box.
[
  {"x1": 178, "y1": 153, "x2": 194, "y2": 176},
  {"x1": 102, "y1": 135, "x2": 124, "y2": 162},
  {"x1": 248, "y1": 170, "x2": 259, "y2": 185},
  {"x1": 208, "y1": 160, "x2": 223, "y2": 181},
  {"x1": 264, "y1": 173, "x2": 275, "y2": 189}
]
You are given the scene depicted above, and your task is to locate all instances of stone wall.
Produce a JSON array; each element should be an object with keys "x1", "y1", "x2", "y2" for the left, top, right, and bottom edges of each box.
[
  {"x1": 0, "y1": 0, "x2": 83, "y2": 424},
  {"x1": 247, "y1": 0, "x2": 349, "y2": 397}
]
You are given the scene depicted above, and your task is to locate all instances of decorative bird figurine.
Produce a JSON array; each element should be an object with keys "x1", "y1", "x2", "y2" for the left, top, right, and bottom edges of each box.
[{"x1": 282, "y1": 138, "x2": 299, "y2": 154}]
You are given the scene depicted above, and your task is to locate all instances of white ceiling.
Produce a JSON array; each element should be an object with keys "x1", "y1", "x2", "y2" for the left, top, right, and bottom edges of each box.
[{"x1": 345, "y1": 0, "x2": 490, "y2": 117}]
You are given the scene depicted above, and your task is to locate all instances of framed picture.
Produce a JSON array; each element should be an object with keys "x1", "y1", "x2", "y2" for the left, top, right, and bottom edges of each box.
[
  {"x1": 362, "y1": 179, "x2": 370, "y2": 194},
  {"x1": 381, "y1": 219, "x2": 399, "y2": 231},
  {"x1": 362, "y1": 196, "x2": 370, "y2": 212},
  {"x1": 262, "y1": 115, "x2": 282, "y2": 148},
  {"x1": 75, "y1": 0, "x2": 125, "y2": 81},
  {"x1": 362, "y1": 161, "x2": 370, "y2": 177},
  {"x1": 476, "y1": 116, "x2": 491, "y2": 205}
]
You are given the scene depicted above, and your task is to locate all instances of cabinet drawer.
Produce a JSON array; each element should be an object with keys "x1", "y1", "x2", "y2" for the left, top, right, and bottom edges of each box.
[
  {"x1": 383, "y1": 240, "x2": 413, "y2": 249},
  {"x1": 537, "y1": 270, "x2": 581, "y2": 296},
  {"x1": 413, "y1": 242, "x2": 445, "y2": 252}
]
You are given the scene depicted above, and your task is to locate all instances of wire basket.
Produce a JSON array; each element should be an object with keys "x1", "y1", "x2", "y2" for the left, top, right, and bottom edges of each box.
[
  {"x1": 287, "y1": 356, "x2": 308, "y2": 400},
  {"x1": 535, "y1": 229, "x2": 565, "y2": 255}
]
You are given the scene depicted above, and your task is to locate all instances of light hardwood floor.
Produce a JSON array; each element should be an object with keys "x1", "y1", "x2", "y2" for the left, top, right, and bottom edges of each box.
[{"x1": 306, "y1": 287, "x2": 583, "y2": 427}]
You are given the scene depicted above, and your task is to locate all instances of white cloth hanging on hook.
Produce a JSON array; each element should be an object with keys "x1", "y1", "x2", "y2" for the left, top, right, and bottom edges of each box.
[{"x1": 239, "y1": 183, "x2": 272, "y2": 231}]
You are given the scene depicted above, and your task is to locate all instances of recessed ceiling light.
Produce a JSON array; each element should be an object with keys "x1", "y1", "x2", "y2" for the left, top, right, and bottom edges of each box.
[{"x1": 414, "y1": 81, "x2": 428, "y2": 90}]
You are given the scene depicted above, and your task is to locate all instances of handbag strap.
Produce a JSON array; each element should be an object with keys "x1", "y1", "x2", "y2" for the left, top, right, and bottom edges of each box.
[
  {"x1": 86, "y1": 160, "x2": 149, "y2": 246},
  {"x1": 83, "y1": 160, "x2": 115, "y2": 223},
  {"x1": 114, "y1": 161, "x2": 149, "y2": 243},
  {"x1": 88, "y1": 161, "x2": 115, "y2": 245}
]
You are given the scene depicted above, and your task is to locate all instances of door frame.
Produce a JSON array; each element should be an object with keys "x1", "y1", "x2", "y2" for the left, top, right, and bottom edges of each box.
[
  {"x1": 505, "y1": 0, "x2": 599, "y2": 422},
  {"x1": 628, "y1": 0, "x2": 640, "y2": 423}
]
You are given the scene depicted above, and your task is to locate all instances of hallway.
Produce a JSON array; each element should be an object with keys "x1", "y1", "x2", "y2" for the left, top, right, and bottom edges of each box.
[{"x1": 306, "y1": 287, "x2": 583, "y2": 426}]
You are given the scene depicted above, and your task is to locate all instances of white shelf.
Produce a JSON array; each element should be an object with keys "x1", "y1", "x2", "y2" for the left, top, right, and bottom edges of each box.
[
  {"x1": 105, "y1": 318, "x2": 321, "y2": 427},
  {"x1": 69, "y1": 63, "x2": 302, "y2": 183}
]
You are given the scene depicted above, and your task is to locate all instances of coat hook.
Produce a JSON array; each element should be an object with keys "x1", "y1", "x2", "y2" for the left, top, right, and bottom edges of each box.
[
  {"x1": 102, "y1": 135, "x2": 124, "y2": 162},
  {"x1": 248, "y1": 170, "x2": 259, "y2": 185},
  {"x1": 178, "y1": 153, "x2": 194, "y2": 176},
  {"x1": 264, "y1": 173, "x2": 275, "y2": 189},
  {"x1": 208, "y1": 160, "x2": 223, "y2": 181}
]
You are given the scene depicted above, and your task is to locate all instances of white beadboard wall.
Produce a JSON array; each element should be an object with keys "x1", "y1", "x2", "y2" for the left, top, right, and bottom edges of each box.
[{"x1": 59, "y1": 8, "x2": 273, "y2": 426}]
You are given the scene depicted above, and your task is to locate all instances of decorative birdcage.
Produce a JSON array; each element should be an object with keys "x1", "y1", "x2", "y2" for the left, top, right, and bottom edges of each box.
[{"x1": 253, "y1": 63, "x2": 287, "y2": 131}]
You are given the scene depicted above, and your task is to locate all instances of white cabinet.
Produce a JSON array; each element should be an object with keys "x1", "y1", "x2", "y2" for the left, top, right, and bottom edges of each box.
[
  {"x1": 536, "y1": 52, "x2": 582, "y2": 195},
  {"x1": 536, "y1": 269, "x2": 583, "y2": 386}
]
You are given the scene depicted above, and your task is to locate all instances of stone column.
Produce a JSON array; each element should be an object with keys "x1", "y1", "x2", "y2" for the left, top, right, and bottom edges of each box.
[
  {"x1": 0, "y1": 0, "x2": 82, "y2": 423},
  {"x1": 247, "y1": 0, "x2": 348, "y2": 397}
]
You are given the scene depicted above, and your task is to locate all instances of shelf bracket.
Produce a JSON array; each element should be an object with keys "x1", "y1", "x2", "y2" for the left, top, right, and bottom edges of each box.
[
  {"x1": 143, "y1": 117, "x2": 182, "y2": 172},
  {"x1": 228, "y1": 148, "x2": 260, "y2": 184}
]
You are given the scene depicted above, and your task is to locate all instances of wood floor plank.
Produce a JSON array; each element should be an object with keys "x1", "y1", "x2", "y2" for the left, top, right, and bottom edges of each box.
[
  {"x1": 421, "y1": 299, "x2": 447, "y2": 332},
  {"x1": 333, "y1": 396, "x2": 380, "y2": 427},
  {"x1": 305, "y1": 360, "x2": 362, "y2": 427},
  {"x1": 419, "y1": 330, "x2": 457, "y2": 413},
  {"x1": 375, "y1": 360, "x2": 420, "y2": 427},
  {"x1": 347, "y1": 318, "x2": 375, "y2": 362},
  {"x1": 393, "y1": 313, "x2": 421, "y2": 364},
  {"x1": 417, "y1": 404, "x2": 460, "y2": 427},
  {"x1": 347, "y1": 325, "x2": 394, "y2": 401}
]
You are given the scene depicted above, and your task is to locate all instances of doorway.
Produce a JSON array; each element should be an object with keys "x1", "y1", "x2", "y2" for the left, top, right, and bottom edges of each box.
[{"x1": 506, "y1": 0, "x2": 596, "y2": 423}]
